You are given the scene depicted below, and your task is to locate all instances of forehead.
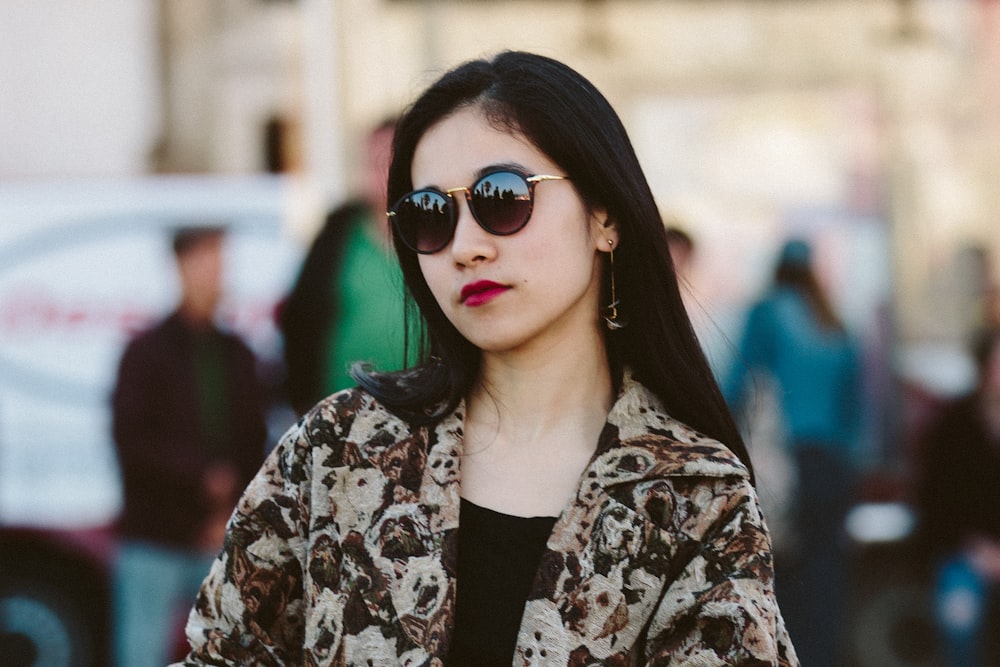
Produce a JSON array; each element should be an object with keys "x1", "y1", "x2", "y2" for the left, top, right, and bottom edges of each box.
[{"x1": 410, "y1": 106, "x2": 556, "y2": 187}]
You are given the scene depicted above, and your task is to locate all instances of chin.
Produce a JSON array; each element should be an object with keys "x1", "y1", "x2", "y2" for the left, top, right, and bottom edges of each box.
[
  {"x1": 469, "y1": 337, "x2": 525, "y2": 355},
  {"x1": 461, "y1": 328, "x2": 528, "y2": 355}
]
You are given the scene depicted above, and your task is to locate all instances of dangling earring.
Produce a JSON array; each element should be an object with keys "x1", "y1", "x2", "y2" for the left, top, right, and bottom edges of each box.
[{"x1": 602, "y1": 239, "x2": 627, "y2": 330}]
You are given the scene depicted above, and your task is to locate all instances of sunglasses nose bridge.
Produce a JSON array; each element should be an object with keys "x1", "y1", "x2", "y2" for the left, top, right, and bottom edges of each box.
[
  {"x1": 444, "y1": 186, "x2": 473, "y2": 203},
  {"x1": 445, "y1": 185, "x2": 498, "y2": 258},
  {"x1": 444, "y1": 186, "x2": 477, "y2": 223}
]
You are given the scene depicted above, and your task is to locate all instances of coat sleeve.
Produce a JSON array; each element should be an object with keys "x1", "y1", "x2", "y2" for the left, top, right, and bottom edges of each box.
[
  {"x1": 173, "y1": 420, "x2": 315, "y2": 666},
  {"x1": 643, "y1": 477, "x2": 798, "y2": 667}
]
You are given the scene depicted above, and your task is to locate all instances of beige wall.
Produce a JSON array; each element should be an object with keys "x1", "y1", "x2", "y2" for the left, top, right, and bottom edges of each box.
[
  {"x1": 335, "y1": 1, "x2": 997, "y2": 345},
  {"x1": 3, "y1": 0, "x2": 996, "y2": 347},
  {"x1": 291, "y1": 1, "x2": 1000, "y2": 347}
]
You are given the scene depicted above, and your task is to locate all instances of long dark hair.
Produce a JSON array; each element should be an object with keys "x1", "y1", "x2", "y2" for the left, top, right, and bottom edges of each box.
[
  {"x1": 357, "y1": 51, "x2": 752, "y2": 479},
  {"x1": 774, "y1": 245, "x2": 845, "y2": 334},
  {"x1": 280, "y1": 201, "x2": 367, "y2": 415}
]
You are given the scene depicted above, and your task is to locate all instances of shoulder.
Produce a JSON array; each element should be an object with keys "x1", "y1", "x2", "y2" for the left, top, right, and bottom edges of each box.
[
  {"x1": 762, "y1": 287, "x2": 806, "y2": 317},
  {"x1": 119, "y1": 316, "x2": 177, "y2": 360},
  {"x1": 605, "y1": 374, "x2": 749, "y2": 481},
  {"x1": 304, "y1": 201, "x2": 369, "y2": 258},
  {"x1": 596, "y1": 374, "x2": 756, "y2": 530},
  {"x1": 292, "y1": 386, "x2": 430, "y2": 467},
  {"x1": 740, "y1": 292, "x2": 788, "y2": 335},
  {"x1": 214, "y1": 326, "x2": 257, "y2": 356},
  {"x1": 599, "y1": 433, "x2": 758, "y2": 539}
]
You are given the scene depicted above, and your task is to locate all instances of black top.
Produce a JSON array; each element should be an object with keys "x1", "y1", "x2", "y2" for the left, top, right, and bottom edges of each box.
[{"x1": 447, "y1": 498, "x2": 558, "y2": 666}]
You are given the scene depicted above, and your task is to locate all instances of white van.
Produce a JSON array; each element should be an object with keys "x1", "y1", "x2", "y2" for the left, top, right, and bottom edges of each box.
[{"x1": 0, "y1": 174, "x2": 303, "y2": 665}]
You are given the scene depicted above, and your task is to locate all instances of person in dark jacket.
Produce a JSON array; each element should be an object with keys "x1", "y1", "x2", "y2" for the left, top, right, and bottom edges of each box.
[
  {"x1": 111, "y1": 225, "x2": 268, "y2": 667},
  {"x1": 916, "y1": 327, "x2": 1000, "y2": 667}
]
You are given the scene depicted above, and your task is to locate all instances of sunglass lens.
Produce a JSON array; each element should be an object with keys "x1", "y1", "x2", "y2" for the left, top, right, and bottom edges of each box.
[
  {"x1": 472, "y1": 171, "x2": 532, "y2": 234},
  {"x1": 395, "y1": 190, "x2": 452, "y2": 253}
]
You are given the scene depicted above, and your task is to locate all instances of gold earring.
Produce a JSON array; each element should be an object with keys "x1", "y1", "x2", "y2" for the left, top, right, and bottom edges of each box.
[{"x1": 602, "y1": 239, "x2": 626, "y2": 330}]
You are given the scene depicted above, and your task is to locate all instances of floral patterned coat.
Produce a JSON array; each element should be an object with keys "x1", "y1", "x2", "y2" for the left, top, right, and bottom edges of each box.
[{"x1": 175, "y1": 373, "x2": 798, "y2": 666}]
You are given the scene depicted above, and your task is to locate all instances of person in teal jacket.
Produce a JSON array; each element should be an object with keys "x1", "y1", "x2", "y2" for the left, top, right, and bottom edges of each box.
[{"x1": 725, "y1": 238, "x2": 861, "y2": 667}]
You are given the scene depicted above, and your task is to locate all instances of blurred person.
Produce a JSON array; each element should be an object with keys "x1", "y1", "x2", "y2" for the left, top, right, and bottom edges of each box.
[
  {"x1": 665, "y1": 223, "x2": 744, "y2": 389},
  {"x1": 670, "y1": 223, "x2": 797, "y2": 556},
  {"x1": 724, "y1": 238, "x2": 861, "y2": 667},
  {"x1": 111, "y1": 225, "x2": 268, "y2": 667},
  {"x1": 278, "y1": 118, "x2": 414, "y2": 416},
  {"x1": 665, "y1": 224, "x2": 694, "y2": 281},
  {"x1": 988, "y1": 282, "x2": 1000, "y2": 328},
  {"x1": 664, "y1": 224, "x2": 719, "y2": 368},
  {"x1": 915, "y1": 327, "x2": 1000, "y2": 666},
  {"x1": 174, "y1": 51, "x2": 796, "y2": 665},
  {"x1": 664, "y1": 222, "x2": 728, "y2": 368}
]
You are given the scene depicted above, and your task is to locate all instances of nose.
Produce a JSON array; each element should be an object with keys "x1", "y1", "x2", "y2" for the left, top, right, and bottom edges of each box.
[{"x1": 448, "y1": 190, "x2": 496, "y2": 266}]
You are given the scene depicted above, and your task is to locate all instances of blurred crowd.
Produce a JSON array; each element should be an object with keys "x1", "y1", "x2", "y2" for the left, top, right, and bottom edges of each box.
[
  {"x1": 101, "y1": 120, "x2": 1000, "y2": 666},
  {"x1": 673, "y1": 225, "x2": 1000, "y2": 667}
]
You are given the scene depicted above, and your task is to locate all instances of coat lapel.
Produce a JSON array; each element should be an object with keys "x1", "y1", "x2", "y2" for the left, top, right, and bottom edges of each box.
[
  {"x1": 382, "y1": 402, "x2": 464, "y2": 660},
  {"x1": 515, "y1": 374, "x2": 749, "y2": 663},
  {"x1": 375, "y1": 374, "x2": 748, "y2": 662}
]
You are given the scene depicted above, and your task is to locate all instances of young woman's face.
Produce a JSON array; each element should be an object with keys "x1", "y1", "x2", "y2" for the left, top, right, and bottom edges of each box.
[{"x1": 411, "y1": 105, "x2": 615, "y2": 357}]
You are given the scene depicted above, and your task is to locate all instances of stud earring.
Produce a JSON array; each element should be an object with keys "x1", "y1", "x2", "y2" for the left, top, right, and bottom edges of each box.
[{"x1": 602, "y1": 239, "x2": 627, "y2": 330}]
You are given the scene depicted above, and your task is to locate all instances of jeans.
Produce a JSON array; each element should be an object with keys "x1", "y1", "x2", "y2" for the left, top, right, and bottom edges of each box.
[
  {"x1": 113, "y1": 541, "x2": 214, "y2": 667},
  {"x1": 778, "y1": 446, "x2": 853, "y2": 667}
]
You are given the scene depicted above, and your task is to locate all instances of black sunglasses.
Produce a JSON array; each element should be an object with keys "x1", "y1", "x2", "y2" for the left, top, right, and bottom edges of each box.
[{"x1": 387, "y1": 169, "x2": 569, "y2": 254}]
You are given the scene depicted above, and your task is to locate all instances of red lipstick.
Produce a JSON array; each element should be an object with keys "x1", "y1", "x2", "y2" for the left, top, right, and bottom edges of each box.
[{"x1": 460, "y1": 280, "x2": 510, "y2": 307}]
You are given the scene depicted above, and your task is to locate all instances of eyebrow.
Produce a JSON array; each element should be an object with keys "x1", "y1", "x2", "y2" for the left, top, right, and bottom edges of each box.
[
  {"x1": 474, "y1": 162, "x2": 531, "y2": 179},
  {"x1": 413, "y1": 162, "x2": 534, "y2": 192}
]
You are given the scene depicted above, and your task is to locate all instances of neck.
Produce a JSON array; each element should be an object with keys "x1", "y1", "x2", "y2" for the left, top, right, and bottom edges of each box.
[
  {"x1": 458, "y1": 334, "x2": 616, "y2": 517},
  {"x1": 466, "y1": 337, "x2": 615, "y2": 455},
  {"x1": 177, "y1": 301, "x2": 215, "y2": 330}
]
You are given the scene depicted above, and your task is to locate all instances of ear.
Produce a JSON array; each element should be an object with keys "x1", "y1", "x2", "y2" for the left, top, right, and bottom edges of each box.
[{"x1": 590, "y1": 208, "x2": 619, "y2": 253}]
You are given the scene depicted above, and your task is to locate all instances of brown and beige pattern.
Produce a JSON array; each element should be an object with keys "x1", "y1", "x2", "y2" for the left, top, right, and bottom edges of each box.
[{"x1": 174, "y1": 373, "x2": 798, "y2": 666}]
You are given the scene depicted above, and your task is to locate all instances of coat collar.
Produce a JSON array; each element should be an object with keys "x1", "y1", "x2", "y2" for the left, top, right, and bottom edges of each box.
[
  {"x1": 592, "y1": 369, "x2": 750, "y2": 487},
  {"x1": 420, "y1": 369, "x2": 749, "y2": 496},
  {"x1": 385, "y1": 370, "x2": 748, "y2": 658}
]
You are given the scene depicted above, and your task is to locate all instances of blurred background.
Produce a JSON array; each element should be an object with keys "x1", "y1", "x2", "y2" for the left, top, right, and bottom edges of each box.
[{"x1": 2, "y1": 1, "x2": 999, "y2": 665}]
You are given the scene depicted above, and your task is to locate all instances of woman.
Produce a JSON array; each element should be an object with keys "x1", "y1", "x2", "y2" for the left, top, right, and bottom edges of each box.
[
  {"x1": 723, "y1": 238, "x2": 860, "y2": 667},
  {"x1": 175, "y1": 51, "x2": 796, "y2": 666}
]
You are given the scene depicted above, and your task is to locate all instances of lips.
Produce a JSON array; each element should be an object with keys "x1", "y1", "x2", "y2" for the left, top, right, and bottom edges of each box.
[{"x1": 460, "y1": 280, "x2": 510, "y2": 307}]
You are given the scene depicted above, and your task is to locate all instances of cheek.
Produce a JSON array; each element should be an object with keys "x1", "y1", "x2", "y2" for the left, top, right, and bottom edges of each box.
[
  {"x1": 417, "y1": 256, "x2": 449, "y2": 303},
  {"x1": 528, "y1": 218, "x2": 601, "y2": 276}
]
